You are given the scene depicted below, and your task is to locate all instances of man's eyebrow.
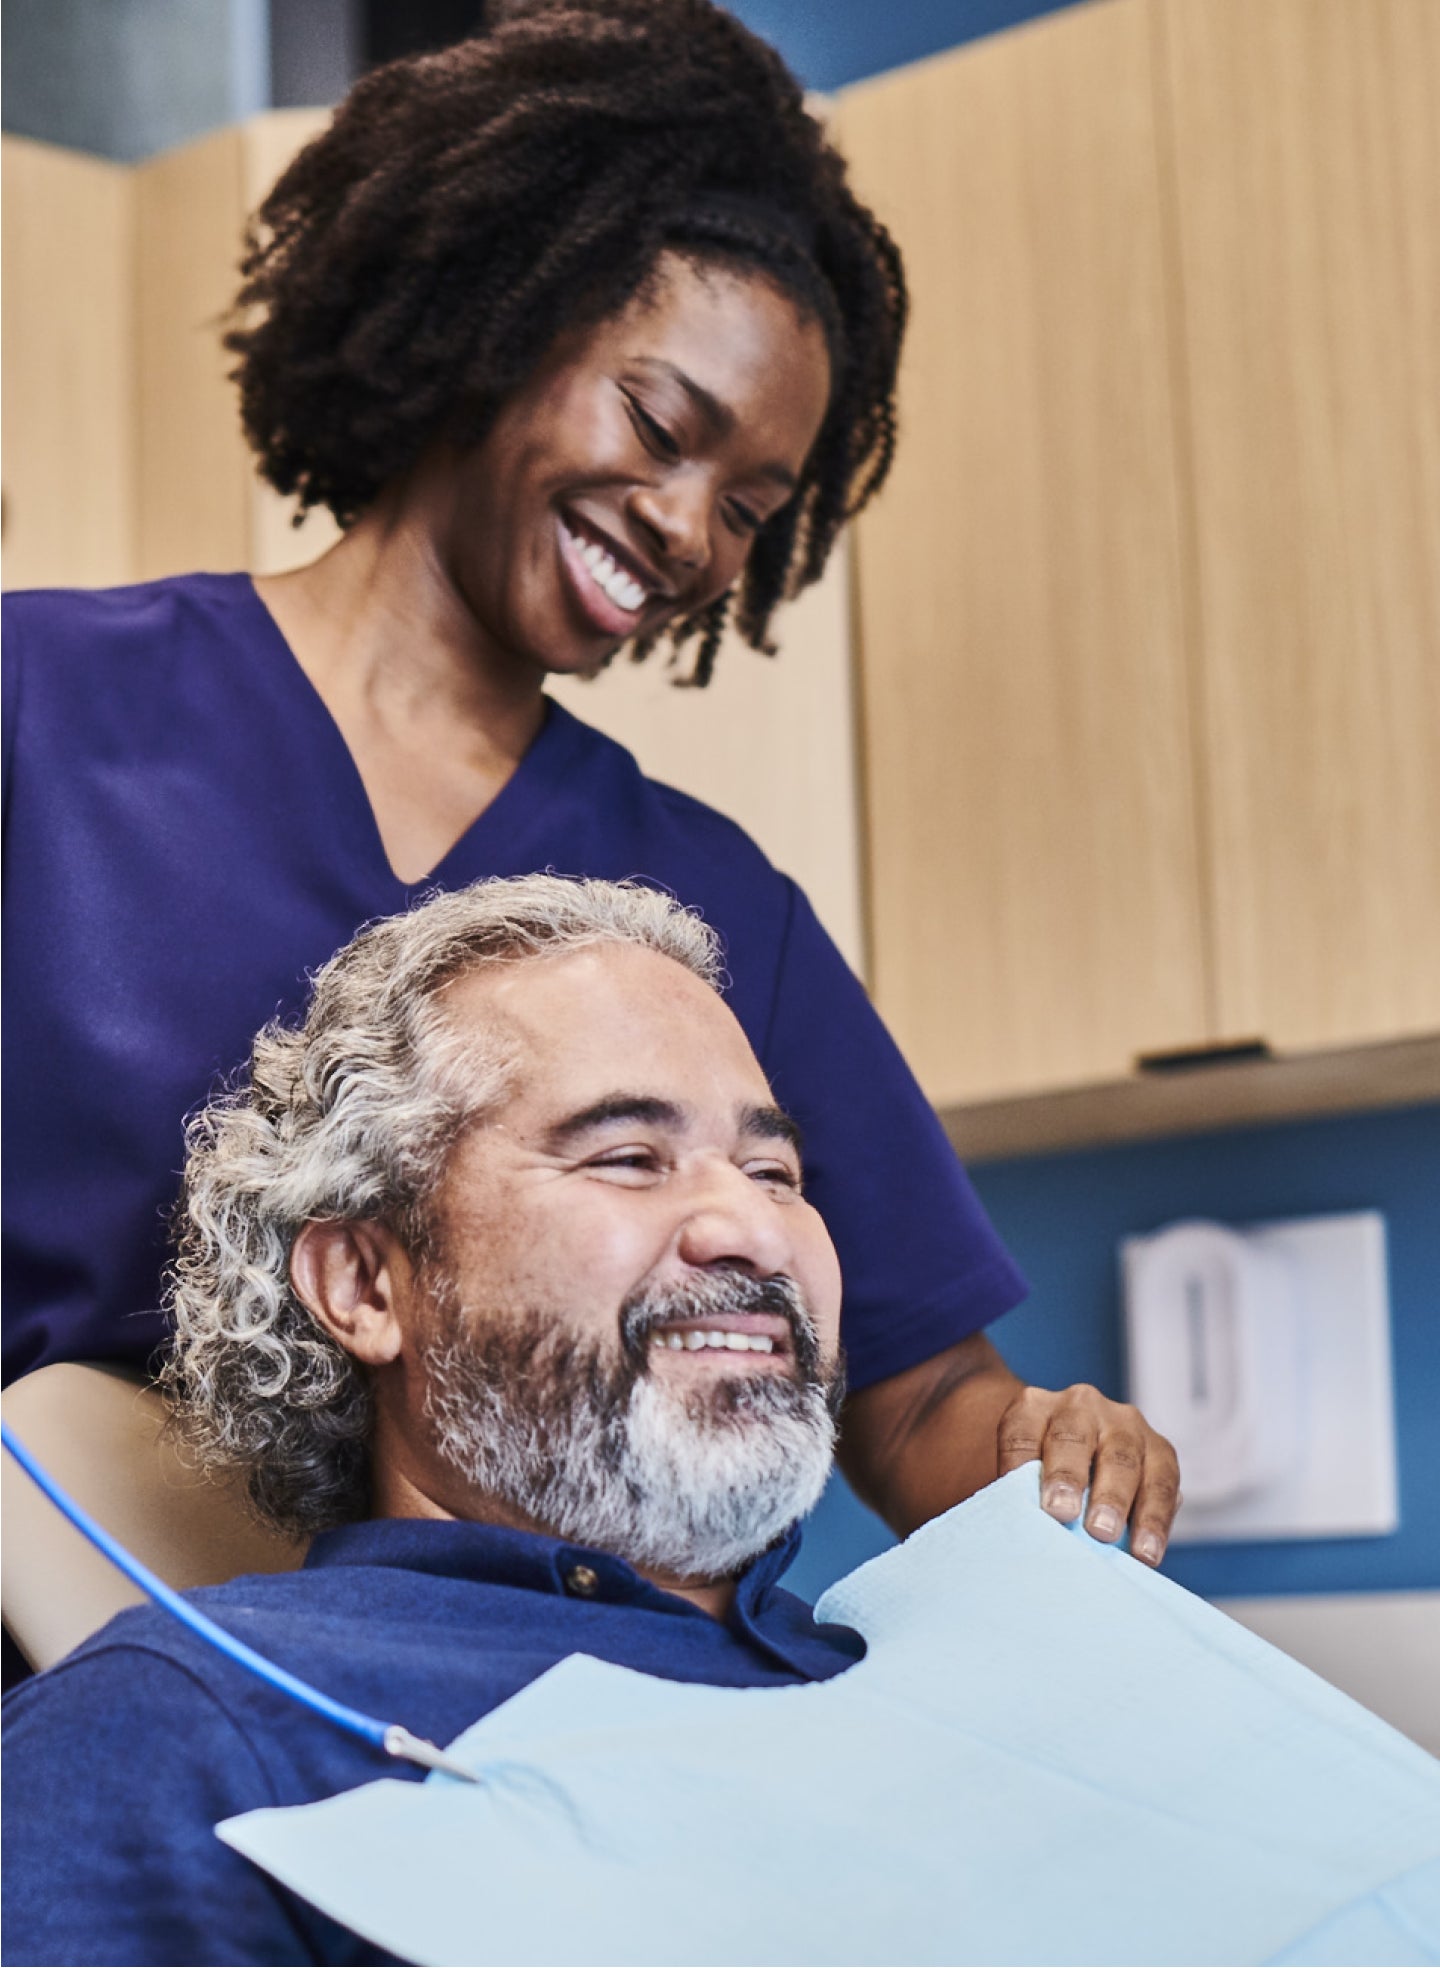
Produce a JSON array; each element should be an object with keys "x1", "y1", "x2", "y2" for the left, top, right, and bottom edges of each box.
[
  {"x1": 543, "y1": 1095, "x2": 686, "y2": 1150},
  {"x1": 740, "y1": 1103, "x2": 805, "y2": 1157},
  {"x1": 543, "y1": 1095, "x2": 803, "y2": 1158},
  {"x1": 631, "y1": 358, "x2": 799, "y2": 492}
]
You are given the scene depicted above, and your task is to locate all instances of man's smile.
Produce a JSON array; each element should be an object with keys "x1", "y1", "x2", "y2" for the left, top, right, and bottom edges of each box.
[
  {"x1": 643, "y1": 1304, "x2": 798, "y2": 1371},
  {"x1": 653, "y1": 1328, "x2": 778, "y2": 1354}
]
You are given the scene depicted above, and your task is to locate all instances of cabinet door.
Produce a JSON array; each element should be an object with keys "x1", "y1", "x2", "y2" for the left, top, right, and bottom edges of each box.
[
  {"x1": 838, "y1": 0, "x2": 1208, "y2": 1109},
  {"x1": 1160, "y1": 0, "x2": 1440, "y2": 1050},
  {"x1": 134, "y1": 127, "x2": 249, "y2": 579},
  {"x1": 1, "y1": 136, "x2": 135, "y2": 591},
  {"x1": 135, "y1": 112, "x2": 338, "y2": 582}
]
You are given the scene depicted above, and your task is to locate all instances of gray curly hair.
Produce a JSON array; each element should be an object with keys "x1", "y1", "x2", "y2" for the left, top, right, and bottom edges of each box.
[{"x1": 160, "y1": 874, "x2": 723, "y2": 1537}]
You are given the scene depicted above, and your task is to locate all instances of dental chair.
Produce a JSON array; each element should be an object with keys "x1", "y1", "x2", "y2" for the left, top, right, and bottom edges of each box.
[{"x1": 1, "y1": 1362, "x2": 306, "y2": 1673}]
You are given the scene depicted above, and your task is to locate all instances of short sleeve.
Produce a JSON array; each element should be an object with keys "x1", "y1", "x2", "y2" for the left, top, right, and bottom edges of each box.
[
  {"x1": 758, "y1": 881, "x2": 1027, "y2": 1392},
  {"x1": 2, "y1": 1645, "x2": 320, "y2": 1966}
]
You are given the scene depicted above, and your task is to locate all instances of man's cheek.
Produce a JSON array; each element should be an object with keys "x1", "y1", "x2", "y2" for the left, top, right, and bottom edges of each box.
[
  {"x1": 538, "y1": 1200, "x2": 666, "y2": 1315},
  {"x1": 797, "y1": 1206, "x2": 844, "y2": 1355}
]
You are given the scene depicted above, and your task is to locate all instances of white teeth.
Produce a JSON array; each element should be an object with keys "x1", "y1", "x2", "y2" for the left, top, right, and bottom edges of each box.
[
  {"x1": 652, "y1": 1329, "x2": 777, "y2": 1355},
  {"x1": 565, "y1": 522, "x2": 648, "y2": 614}
]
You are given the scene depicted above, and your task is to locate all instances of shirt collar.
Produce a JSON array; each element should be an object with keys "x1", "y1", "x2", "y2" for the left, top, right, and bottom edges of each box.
[{"x1": 304, "y1": 1514, "x2": 804, "y2": 1622}]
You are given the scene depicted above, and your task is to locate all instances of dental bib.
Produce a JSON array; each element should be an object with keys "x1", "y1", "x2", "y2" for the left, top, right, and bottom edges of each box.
[{"x1": 218, "y1": 1465, "x2": 1440, "y2": 1966}]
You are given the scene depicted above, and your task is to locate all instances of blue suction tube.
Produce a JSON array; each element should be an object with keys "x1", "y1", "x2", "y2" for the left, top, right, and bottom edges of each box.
[{"x1": 1, "y1": 1419, "x2": 478, "y2": 1782}]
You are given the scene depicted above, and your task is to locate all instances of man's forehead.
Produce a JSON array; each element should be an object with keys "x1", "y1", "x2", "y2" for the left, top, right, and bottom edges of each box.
[{"x1": 442, "y1": 944, "x2": 770, "y2": 1109}]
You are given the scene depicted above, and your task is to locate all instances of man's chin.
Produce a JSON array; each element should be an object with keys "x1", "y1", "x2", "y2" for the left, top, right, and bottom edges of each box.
[
  {"x1": 602, "y1": 1371, "x2": 837, "y2": 1579},
  {"x1": 421, "y1": 1313, "x2": 841, "y2": 1582},
  {"x1": 650, "y1": 1358, "x2": 803, "y2": 1415}
]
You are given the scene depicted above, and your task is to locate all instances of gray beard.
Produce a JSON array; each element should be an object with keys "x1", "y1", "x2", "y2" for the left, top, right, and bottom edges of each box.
[{"x1": 419, "y1": 1269, "x2": 844, "y2": 1582}]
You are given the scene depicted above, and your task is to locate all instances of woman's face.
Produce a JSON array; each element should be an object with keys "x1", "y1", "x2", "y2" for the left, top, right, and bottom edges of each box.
[{"x1": 424, "y1": 253, "x2": 833, "y2": 677}]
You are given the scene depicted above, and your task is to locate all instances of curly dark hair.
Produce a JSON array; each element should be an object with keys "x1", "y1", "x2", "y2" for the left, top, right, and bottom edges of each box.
[{"x1": 226, "y1": 0, "x2": 906, "y2": 684}]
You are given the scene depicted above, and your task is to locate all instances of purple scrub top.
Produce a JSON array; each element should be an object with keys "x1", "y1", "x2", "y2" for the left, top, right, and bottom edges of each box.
[{"x1": 1, "y1": 574, "x2": 1025, "y2": 1392}]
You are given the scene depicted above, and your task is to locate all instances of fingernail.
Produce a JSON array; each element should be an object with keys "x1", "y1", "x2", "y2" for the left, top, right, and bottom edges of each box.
[
  {"x1": 1042, "y1": 1483, "x2": 1082, "y2": 1521},
  {"x1": 1133, "y1": 1531, "x2": 1163, "y2": 1565},
  {"x1": 1088, "y1": 1505, "x2": 1123, "y2": 1541}
]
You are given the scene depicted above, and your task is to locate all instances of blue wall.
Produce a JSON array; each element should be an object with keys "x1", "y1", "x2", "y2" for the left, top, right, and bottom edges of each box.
[
  {"x1": 1, "y1": 0, "x2": 270, "y2": 162},
  {"x1": 787, "y1": 1102, "x2": 1440, "y2": 1605},
  {"x1": 726, "y1": 0, "x2": 1084, "y2": 92}
]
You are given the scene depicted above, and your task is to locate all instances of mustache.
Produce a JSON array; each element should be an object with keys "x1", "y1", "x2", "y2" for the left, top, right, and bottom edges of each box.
[{"x1": 618, "y1": 1269, "x2": 825, "y2": 1380}]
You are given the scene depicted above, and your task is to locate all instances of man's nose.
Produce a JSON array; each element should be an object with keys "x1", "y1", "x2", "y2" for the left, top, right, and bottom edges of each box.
[
  {"x1": 629, "y1": 473, "x2": 712, "y2": 576},
  {"x1": 673, "y1": 1161, "x2": 794, "y2": 1277}
]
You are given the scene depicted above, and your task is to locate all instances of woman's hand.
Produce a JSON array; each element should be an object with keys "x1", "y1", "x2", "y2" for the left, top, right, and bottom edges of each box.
[
  {"x1": 840, "y1": 1335, "x2": 1182, "y2": 1558},
  {"x1": 997, "y1": 1382, "x2": 1182, "y2": 1566}
]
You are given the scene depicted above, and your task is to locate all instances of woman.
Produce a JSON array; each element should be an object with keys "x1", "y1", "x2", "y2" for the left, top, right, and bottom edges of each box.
[{"x1": 2, "y1": 0, "x2": 1178, "y2": 1556}]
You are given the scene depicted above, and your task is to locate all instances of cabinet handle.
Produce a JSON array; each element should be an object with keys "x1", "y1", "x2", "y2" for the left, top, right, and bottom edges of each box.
[{"x1": 1135, "y1": 1040, "x2": 1272, "y2": 1075}]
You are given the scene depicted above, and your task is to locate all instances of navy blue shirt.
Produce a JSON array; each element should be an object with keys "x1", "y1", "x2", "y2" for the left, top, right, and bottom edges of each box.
[
  {"x1": 1, "y1": 1518, "x2": 864, "y2": 1967},
  {"x1": 2, "y1": 574, "x2": 1024, "y2": 1391}
]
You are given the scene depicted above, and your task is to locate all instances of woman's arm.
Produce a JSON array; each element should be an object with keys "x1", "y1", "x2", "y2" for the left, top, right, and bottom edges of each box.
[{"x1": 839, "y1": 1333, "x2": 1182, "y2": 1566}]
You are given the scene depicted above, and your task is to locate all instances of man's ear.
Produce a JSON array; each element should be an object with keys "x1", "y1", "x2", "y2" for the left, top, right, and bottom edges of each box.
[{"x1": 289, "y1": 1219, "x2": 411, "y2": 1368}]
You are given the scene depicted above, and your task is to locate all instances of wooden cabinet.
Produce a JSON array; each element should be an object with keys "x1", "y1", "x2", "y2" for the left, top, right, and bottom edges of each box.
[
  {"x1": 1158, "y1": 0, "x2": 1440, "y2": 1055},
  {"x1": 2, "y1": 115, "x2": 337, "y2": 590},
  {"x1": 837, "y1": 0, "x2": 1440, "y2": 1136},
  {"x1": 838, "y1": 0, "x2": 1208, "y2": 1107},
  {"x1": 1, "y1": 138, "x2": 135, "y2": 591},
  {"x1": 133, "y1": 111, "x2": 339, "y2": 580}
]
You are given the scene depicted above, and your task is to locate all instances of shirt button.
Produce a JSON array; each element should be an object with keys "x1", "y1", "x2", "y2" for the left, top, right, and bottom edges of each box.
[{"x1": 564, "y1": 1563, "x2": 600, "y2": 1599}]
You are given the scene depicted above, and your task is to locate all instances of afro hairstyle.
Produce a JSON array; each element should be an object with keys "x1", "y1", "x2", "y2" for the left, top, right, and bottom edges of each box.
[{"x1": 226, "y1": 0, "x2": 907, "y2": 684}]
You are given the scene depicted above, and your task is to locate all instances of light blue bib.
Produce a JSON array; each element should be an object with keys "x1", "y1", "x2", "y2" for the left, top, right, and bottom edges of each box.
[{"x1": 219, "y1": 1466, "x2": 1440, "y2": 1965}]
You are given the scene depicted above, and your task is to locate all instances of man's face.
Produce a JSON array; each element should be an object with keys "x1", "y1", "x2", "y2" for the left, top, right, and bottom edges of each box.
[{"x1": 391, "y1": 942, "x2": 844, "y2": 1578}]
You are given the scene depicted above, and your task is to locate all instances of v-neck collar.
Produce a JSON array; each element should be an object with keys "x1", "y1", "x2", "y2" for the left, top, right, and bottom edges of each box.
[{"x1": 236, "y1": 573, "x2": 600, "y2": 894}]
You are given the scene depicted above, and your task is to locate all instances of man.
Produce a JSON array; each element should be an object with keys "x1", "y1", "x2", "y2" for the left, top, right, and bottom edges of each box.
[{"x1": 3, "y1": 875, "x2": 1176, "y2": 1967}]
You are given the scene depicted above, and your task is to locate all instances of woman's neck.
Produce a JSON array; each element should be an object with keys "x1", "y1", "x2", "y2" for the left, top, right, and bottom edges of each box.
[
  {"x1": 257, "y1": 491, "x2": 545, "y2": 736},
  {"x1": 253, "y1": 502, "x2": 549, "y2": 883}
]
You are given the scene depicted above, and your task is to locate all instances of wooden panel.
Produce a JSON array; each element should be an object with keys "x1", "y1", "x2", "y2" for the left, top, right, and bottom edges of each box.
[
  {"x1": 134, "y1": 113, "x2": 344, "y2": 580},
  {"x1": 547, "y1": 547, "x2": 865, "y2": 974},
  {"x1": 134, "y1": 127, "x2": 249, "y2": 578},
  {"x1": 944, "y1": 1034, "x2": 1440, "y2": 1164},
  {"x1": 1, "y1": 136, "x2": 135, "y2": 590},
  {"x1": 1159, "y1": 0, "x2": 1440, "y2": 1049},
  {"x1": 837, "y1": 0, "x2": 1208, "y2": 1108}
]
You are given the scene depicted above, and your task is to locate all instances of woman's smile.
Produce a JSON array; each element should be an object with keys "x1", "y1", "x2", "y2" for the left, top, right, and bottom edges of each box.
[
  {"x1": 427, "y1": 253, "x2": 832, "y2": 681},
  {"x1": 556, "y1": 511, "x2": 667, "y2": 637}
]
